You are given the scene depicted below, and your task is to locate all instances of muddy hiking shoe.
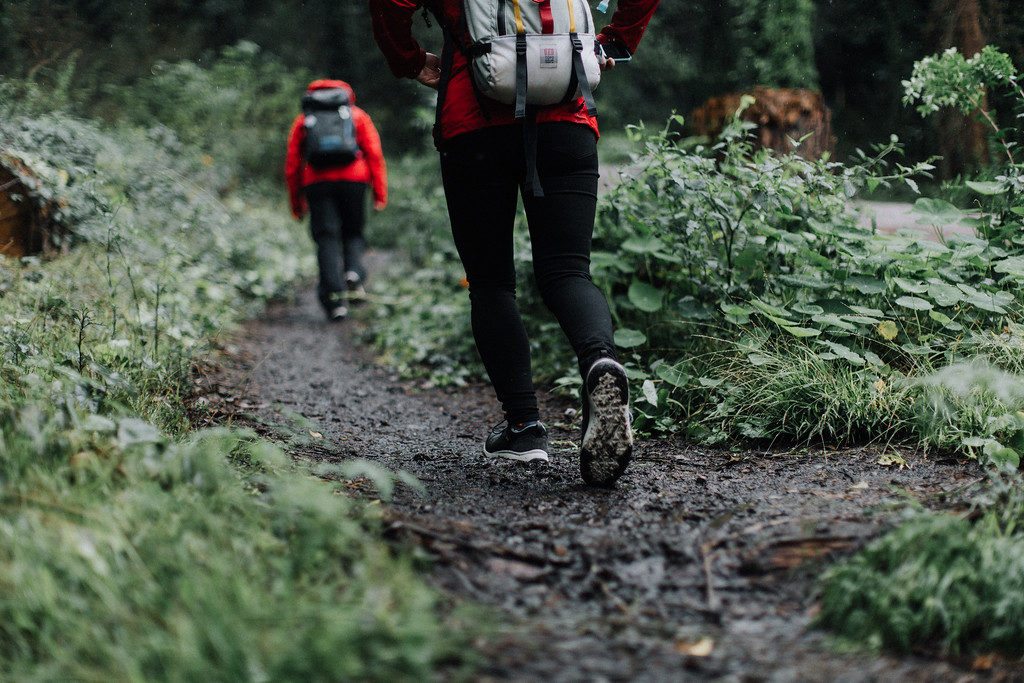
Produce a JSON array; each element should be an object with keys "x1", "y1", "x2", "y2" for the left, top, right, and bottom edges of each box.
[
  {"x1": 484, "y1": 421, "x2": 550, "y2": 462},
  {"x1": 580, "y1": 358, "x2": 633, "y2": 487},
  {"x1": 345, "y1": 271, "x2": 367, "y2": 304},
  {"x1": 324, "y1": 292, "x2": 348, "y2": 323}
]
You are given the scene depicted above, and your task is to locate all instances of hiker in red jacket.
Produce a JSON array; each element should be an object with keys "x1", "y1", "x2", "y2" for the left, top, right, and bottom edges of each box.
[
  {"x1": 371, "y1": 0, "x2": 660, "y2": 486},
  {"x1": 285, "y1": 79, "x2": 387, "y2": 321}
]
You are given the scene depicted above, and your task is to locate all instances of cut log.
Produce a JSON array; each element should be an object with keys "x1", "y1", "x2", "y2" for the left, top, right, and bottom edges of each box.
[
  {"x1": 690, "y1": 87, "x2": 836, "y2": 160},
  {"x1": 0, "y1": 159, "x2": 65, "y2": 257},
  {"x1": 0, "y1": 169, "x2": 41, "y2": 257}
]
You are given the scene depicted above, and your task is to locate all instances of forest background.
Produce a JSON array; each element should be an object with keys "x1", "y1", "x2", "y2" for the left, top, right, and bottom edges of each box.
[{"x1": 3, "y1": 0, "x2": 1020, "y2": 170}]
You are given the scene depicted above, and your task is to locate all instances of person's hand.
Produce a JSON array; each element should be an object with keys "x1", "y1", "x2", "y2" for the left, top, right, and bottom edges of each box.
[
  {"x1": 600, "y1": 55, "x2": 616, "y2": 72},
  {"x1": 374, "y1": 199, "x2": 387, "y2": 212},
  {"x1": 416, "y1": 52, "x2": 442, "y2": 90}
]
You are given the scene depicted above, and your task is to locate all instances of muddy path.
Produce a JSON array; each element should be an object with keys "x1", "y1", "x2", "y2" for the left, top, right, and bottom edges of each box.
[{"x1": 198, "y1": 278, "x2": 999, "y2": 682}]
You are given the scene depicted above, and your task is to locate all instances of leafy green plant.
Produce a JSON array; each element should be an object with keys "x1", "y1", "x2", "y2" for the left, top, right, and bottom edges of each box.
[
  {"x1": 0, "y1": 82, "x2": 470, "y2": 679},
  {"x1": 903, "y1": 45, "x2": 1023, "y2": 166}
]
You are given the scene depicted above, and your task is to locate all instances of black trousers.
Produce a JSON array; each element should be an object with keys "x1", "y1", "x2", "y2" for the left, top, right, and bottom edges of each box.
[
  {"x1": 440, "y1": 122, "x2": 616, "y2": 425},
  {"x1": 305, "y1": 181, "x2": 367, "y2": 309}
]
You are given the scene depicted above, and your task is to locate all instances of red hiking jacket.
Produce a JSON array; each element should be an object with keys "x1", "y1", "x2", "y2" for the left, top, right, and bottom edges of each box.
[
  {"x1": 285, "y1": 79, "x2": 388, "y2": 219},
  {"x1": 370, "y1": 0, "x2": 661, "y2": 142}
]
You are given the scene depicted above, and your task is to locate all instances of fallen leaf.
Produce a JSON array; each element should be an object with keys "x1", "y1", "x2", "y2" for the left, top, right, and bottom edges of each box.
[
  {"x1": 877, "y1": 452, "x2": 907, "y2": 468},
  {"x1": 675, "y1": 637, "x2": 714, "y2": 657},
  {"x1": 309, "y1": 430, "x2": 323, "y2": 439},
  {"x1": 877, "y1": 320, "x2": 898, "y2": 341}
]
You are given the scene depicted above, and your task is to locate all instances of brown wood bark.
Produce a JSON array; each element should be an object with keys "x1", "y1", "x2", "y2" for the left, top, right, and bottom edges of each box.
[
  {"x1": 690, "y1": 87, "x2": 835, "y2": 160},
  {"x1": 930, "y1": 0, "x2": 990, "y2": 175},
  {"x1": 0, "y1": 171, "x2": 40, "y2": 257}
]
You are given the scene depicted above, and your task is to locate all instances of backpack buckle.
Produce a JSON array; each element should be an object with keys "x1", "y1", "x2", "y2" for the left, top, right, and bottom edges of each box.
[{"x1": 516, "y1": 34, "x2": 528, "y2": 55}]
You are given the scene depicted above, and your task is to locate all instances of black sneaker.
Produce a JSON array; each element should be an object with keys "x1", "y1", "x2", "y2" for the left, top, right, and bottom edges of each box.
[
  {"x1": 345, "y1": 271, "x2": 368, "y2": 303},
  {"x1": 484, "y1": 421, "x2": 550, "y2": 462},
  {"x1": 580, "y1": 358, "x2": 633, "y2": 487},
  {"x1": 327, "y1": 304, "x2": 348, "y2": 322},
  {"x1": 324, "y1": 292, "x2": 348, "y2": 322}
]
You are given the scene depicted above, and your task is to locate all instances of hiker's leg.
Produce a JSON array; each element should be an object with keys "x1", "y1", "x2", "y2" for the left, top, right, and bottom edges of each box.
[
  {"x1": 305, "y1": 182, "x2": 346, "y2": 310},
  {"x1": 440, "y1": 127, "x2": 540, "y2": 425},
  {"x1": 523, "y1": 123, "x2": 616, "y2": 376},
  {"x1": 336, "y1": 181, "x2": 368, "y2": 282}
]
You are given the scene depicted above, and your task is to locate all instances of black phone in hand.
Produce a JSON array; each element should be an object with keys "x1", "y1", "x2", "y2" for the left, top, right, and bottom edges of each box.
[{"x1": 600, "y1": 42, "x2": 632, "y2": 63}]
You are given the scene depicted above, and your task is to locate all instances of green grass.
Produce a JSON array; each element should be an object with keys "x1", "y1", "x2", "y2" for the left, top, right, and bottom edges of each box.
[
  {"x1": 818, "y1": 472, "x2": 1024, "y2": 657},
  {"x1": 0, "y1": 85, "x2": 471, "y2": 679}
]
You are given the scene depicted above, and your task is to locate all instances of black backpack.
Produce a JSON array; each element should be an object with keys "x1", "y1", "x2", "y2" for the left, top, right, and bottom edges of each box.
[{"x1": 301, "y1": 88, "x2": 359, "y2": 168}]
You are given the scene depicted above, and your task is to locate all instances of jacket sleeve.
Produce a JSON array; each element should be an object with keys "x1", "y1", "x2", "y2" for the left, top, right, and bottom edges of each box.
[
  {"x1": 284, "y1": 115, "x2": 307, "y2": 216},
  {"x1": 356, "y1": 108, "x2": 388, "y2": 207},
  {"x1": 369, "y1": 0, "x2": 428, "y2": 78},
  {"x1": 596, "y1": 0, "x2": 661, "y2": 53}
]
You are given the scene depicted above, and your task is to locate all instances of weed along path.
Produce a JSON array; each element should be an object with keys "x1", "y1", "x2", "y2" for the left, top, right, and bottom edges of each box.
[{"x1": 205, "y1": 283, "x2": 992, "y2": 681}]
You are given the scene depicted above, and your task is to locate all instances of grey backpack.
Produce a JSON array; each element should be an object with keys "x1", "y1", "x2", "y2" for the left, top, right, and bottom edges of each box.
[{"x1": 463, "y1": 0, "x2": 601, "y2": 118}]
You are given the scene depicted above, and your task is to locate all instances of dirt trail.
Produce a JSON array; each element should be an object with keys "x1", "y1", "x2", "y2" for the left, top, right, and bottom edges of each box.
[{"x1": 202, "y1": 279, "x2": 995, "y2": 682}]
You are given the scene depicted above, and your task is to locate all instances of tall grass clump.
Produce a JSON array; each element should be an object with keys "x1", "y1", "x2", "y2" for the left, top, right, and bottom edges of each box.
[{"x1": 0, "y1": 68, "x2": 469, "y2": 679}]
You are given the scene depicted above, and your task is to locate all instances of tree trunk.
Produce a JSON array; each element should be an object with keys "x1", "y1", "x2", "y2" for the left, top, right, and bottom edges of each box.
[{"x1": 931, "y1": 0, "x2": 990, "y2": 176}]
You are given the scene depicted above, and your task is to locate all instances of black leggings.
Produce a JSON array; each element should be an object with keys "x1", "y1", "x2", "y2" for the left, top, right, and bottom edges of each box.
[
  {"x1": 440, "y1": 122, "x2": 616, "y2": 425},
  {"x1": 305, "y1": 181, "x2": 367, "y2": 309}
]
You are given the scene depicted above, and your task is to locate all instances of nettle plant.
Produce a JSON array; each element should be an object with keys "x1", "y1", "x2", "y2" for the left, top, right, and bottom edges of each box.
[{"x1": 594, "y1": 101, "x2": 1024, "y2": 445}]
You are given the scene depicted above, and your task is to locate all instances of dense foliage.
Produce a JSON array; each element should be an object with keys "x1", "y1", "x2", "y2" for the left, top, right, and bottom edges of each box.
[
  {"x1": 819, "y1": 464, "x2": 1024, "y2": 657},
  {"x1": 0, "y1": 72, "x2": 466, "y2": 679},
  {"x1": 4, "y1": 1, "x2": 1022, "y2": 163}
]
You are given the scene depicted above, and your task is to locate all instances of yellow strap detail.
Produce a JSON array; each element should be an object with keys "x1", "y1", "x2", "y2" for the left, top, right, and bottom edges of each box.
[
  {"x1": 566, "y1": 0, "x2": 577, "y2": 33},
  {"x1": 511, "y1": 0, "x2": 525, "y2": 34}
]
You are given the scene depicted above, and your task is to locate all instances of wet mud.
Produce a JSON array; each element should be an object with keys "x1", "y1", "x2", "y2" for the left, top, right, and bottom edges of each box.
[{"x1": 198, "y1": 283, "x2": 1018, "y2": 682}]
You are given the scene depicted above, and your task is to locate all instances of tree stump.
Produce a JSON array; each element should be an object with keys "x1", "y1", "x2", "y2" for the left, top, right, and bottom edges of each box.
[
  {"x1": 690, "y1": 87, "x2": 836, "y2": 160},
  {"x1": 0, "y1": 161, "x2": 61, "y2": 257}
]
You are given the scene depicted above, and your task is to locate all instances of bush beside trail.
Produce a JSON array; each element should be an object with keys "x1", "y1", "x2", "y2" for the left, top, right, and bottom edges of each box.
[{"x1": 0, "y1": 76, "x2": 468, "y2": 680}]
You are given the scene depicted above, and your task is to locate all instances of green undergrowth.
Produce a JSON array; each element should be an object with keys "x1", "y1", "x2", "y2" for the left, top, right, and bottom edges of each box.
[
  {"x1": 367, "y1": 67, "x2": 1024, "y2": 465},
  {"x1": 0, "y1": 74, "x2": 470, "y2": 680},
  {"x1": 819, "y1": 466, "x2": 1024, "y2": 658}
]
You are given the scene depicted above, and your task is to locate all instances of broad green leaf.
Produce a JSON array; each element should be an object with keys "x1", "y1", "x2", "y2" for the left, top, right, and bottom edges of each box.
[
  {"x1": 901, "y1": 342, "x2": 934, "y2": 355},
  {"x1": 750, "y1": 299, "x2": 792, "y2": 319},
  {"x1": 927, "y1": 282, "x2": 964, "y2": 307},
  {"x1": 628, "y1": 279, "x2": 664, "y2": 313},
  {"x1": 965, "y1": 290, "x2": 1011, "y2": 314},
  {"x1": 614, "y1": 328, "x2": 647, "y2": 348},
  {"x1": 895, "y1": 295, "x2": 933, "y2": 311},
  {"x1": 912, "y1": 197, "x2": 963, "y2": 223},
  {"x1": 893, "y1": 277, "x2": 928, "y2": 294},
  {"x1": 621, "y1": 236, "x2": 666, "y2": 254},
  {"x1": 994, "y1": 256, "x2": 1024, "y2": 279},
  {"x1": 846, "y1": 276, "x2": 886, "y2": 295},
  {"x1": 791, "y1": 302, "x2": 824, "y2": 316},
  {"x1": 983, "y1": 441, "x2": 1020, "y2": 468},
  {"x1": 817, "y1": 340, "x2": 865, "y2": 365},
  {"x1": 655, "y1": 363, "x2": 689, "y2": 388},
  {"x1": 812, "y1": 313, "x2": 856, "y2": 331},
  {"x1": 965, "y1": 180, "x2": 1006, "y2": 195},
  {"x1": 720, "y1": 303, "x2": 753, "y2": 325},
  {"x1": 843, "y1": 315, "x2": 881, "y2": 325},
  {"x1": 782, "y1": 325, "x2": 821, "y2": 338},
  {"x1": 641, "y1": 379, "x2": 658, "y2": 406}
]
